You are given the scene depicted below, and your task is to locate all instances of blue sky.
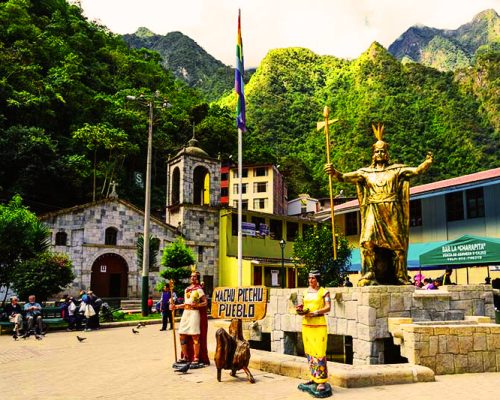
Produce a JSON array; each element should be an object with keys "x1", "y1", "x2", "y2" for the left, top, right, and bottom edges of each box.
[{"x1": 78, "y1": 0, "x2": 499, "y2": 67}]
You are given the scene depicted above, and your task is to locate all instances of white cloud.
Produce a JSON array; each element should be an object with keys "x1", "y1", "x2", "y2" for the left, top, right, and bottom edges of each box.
[{"x1": 79, "y1": 0, "x2": 500, "y2": 67}]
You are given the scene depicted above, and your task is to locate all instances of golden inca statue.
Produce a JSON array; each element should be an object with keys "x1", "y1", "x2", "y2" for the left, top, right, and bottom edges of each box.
[{"x1": 325, "y1": 123, "x2": 433, "y2": 286}]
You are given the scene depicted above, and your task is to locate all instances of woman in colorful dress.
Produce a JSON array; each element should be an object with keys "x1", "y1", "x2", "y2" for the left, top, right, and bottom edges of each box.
[{"x1": 296, "y1": 270, "x2": 332, "y2": 397}]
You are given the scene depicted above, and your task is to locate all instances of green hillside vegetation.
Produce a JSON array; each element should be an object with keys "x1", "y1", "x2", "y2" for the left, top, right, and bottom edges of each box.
[
  {"x1": 223, "y1": 43, "x2": 498, "y2": 199},
  {"x1": 0, "y1": 1, "x2": 497, "y2": 212},
  {"x1": 389, "y1": 9, "x2": 500, "y2": 71},
  {"x1": 0, "y1": 0, "x2": 234, "y2": 212},
  {"x1": 123, "y1": 29, "x2": 235, "y2": 102}
]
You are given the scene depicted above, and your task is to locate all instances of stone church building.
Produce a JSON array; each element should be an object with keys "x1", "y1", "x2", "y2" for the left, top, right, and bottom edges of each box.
[{"x1": 41, "y1": 136, "x2": 220, "y2": 298}]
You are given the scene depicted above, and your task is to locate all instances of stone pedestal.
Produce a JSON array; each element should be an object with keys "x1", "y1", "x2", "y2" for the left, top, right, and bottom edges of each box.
[{"x1": 257, "y1": 285, "x2": 495, "y2": 365}]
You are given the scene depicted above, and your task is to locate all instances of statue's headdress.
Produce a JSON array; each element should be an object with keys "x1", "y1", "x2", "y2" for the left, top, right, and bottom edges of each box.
[
  {"x1": 371, "y1": 123, "x2": 388, "y2": 150},
  {"x1": 190, "y1": 265, "x2": 201, "y2": 279}
]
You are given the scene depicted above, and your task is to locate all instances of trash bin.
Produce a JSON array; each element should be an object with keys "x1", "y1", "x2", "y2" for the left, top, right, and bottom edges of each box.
[{"x1": 496, "y1": 309, "x2": 500, "y2": 324}]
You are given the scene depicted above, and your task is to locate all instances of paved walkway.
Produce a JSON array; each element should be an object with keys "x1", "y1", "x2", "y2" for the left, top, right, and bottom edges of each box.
[{"x1": 0, "y1": 321, "x2": 498, "y2": 400}]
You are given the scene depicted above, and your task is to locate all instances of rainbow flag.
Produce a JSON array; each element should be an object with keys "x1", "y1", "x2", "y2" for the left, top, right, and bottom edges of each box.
[{"x1": 235, "y1": 9, "x2": 246, "y2": 131}]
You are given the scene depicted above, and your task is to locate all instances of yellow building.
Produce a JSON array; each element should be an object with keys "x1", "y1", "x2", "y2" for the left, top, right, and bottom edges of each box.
[
  {"x1": 228, "y1": 164, "x2": 287, "y2": 215},
  {"x1": 218, "y1": 209, "x2": 316, "y2": 287}
]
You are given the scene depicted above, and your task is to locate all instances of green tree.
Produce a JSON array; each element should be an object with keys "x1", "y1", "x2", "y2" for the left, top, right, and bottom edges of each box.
[
  {"x1": 159, "y1": 237, "x2": 195, "y2": 293},
  {"x1": 136, "y1": 235, "x2": 160, "y2": 271},
  {"x1": 0, "y1": 195, "x2": 50, "y2": 305},
  {"x1": 71, "y1": 122, "x2": 139, "y2": 201},
  {"x1": 11, "y1": 252, "x2": 74, "y2": 302},
  {"x1": 293, "y1": 223, "x2": 351, "y2": 287}
]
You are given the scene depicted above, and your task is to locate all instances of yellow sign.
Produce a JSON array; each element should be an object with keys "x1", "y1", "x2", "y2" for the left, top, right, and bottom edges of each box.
[{"x1": 211, "y1": 286, "x2": 267, "y2": 320}]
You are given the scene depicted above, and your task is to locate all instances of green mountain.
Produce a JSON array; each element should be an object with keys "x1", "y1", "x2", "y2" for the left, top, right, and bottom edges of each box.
[
  {"x1": 389, "y1": 9, "x2": 500, "y2": 71},
  {"x1": 122, "y1": 29, "x2": 234, "y2": 101},
  {"x1": 226, "y1": 42, "x2": 499, "y2": 198}
]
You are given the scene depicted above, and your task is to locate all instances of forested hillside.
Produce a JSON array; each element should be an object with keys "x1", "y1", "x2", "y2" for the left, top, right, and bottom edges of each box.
[
  {"x1": 0, "y1": 1, "x2": 497, "y2": 212},
  {"x1": 388, "y1": 9, "x2": 500, "y2": 71},
  {"x1": 0, "y1": 0, "x2": 234, "y2": 213},
  {"x1": 226, "y1": 43, "x2": 499, "y2": 198},
  {"x1": 123, "y1": 28, "x2": 235, "y2": 102}
]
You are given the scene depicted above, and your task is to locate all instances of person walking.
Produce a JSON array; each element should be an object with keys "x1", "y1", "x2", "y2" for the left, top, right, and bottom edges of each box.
[{"x1": 160, "y1": 284, "x2": 176, "y2": 331}]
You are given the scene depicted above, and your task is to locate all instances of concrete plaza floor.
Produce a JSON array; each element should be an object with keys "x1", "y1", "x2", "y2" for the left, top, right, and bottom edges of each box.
[{"x1": 0, "y1": 321, "x2": 498, "y2": 400}]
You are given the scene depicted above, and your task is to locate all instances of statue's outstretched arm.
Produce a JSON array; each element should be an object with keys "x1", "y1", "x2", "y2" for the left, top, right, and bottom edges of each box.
[
  {"x1": 324, "y1": 164, "x2": 361, "y2": 183},
  {"x1": 415, "y1": 152, "x2": 433, "y2": 174},
  {"x1": 401, "y1": 152, "x2": 433, "y2": 178}
]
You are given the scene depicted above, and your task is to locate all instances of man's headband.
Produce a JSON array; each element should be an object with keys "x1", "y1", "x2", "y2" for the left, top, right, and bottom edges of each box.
[{"x1": 308, "y1": 270, "x2": 321, "y2": 278}]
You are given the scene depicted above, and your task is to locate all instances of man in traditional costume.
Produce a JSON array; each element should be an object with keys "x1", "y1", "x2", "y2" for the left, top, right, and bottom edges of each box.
[
  {"x1": 325, "y1": 124, "x2": 433, "y2": 286},
  {"x1": 171, "y1": 269, "x2": 209, "y2": 366}
]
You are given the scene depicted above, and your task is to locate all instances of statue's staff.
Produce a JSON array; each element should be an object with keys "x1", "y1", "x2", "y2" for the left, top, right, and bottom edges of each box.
[
  {"x1": 169, "y1": 278, "x2": 178, "y2": 362},
  {"x1": 317, "y1": 106, "x2": 339, "y2": 259}
]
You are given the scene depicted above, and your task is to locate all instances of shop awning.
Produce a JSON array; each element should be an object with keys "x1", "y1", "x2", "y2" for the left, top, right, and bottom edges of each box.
[
  {"x1": 349, "y1": 241, "x2": 448, "y2": 272},
  {"x1": 419, "y1": 235, "x2": 500, "y2": 267}
]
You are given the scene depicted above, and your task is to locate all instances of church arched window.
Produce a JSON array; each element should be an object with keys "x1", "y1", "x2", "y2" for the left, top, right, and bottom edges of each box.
[
  {"x1": 193, "y1": 166, "x2": 210, "y2": 205},
  {"x1": 171, "y1": 167, "x2": 180, "y2": 205},
  {"x1": 105, "y1": 227, "x2": 118, "y2": 245}
]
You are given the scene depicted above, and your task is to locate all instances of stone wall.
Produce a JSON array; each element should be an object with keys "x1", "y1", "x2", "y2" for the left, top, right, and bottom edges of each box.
[
  {"x1": 253, "y1": 285, "x2": 495, "y2": 365},
  {"x1": 389, "y1": 317, "x2": 500, "y2": 374}
]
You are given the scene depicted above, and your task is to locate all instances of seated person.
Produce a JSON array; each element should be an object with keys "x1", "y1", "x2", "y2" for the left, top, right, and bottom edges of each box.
[
  {"x1": 427, "y1": 278, "x2": 442, "y2": 290},
  {"x1": 23, "y1": 295, "x2": 43, "y2": 334},
  {"x1": 5, "y1": 296, "x2": 24, "y2": 337},
  {"x1": 421, "y1": 278, "x2": 432, "y2": 289}
]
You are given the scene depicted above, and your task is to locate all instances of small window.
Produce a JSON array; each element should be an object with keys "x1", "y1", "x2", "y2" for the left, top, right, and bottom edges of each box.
[
  {"x1": 55, "y1": 232, "x2": 67, "y2": 246},
  {"x1": 105, "y1": 227, "x2": 118, "y2": 245},
  {"x1": 253, "y1": 265, "x2": 263, "y2": 285},
  {"x1": 221, "y1": 187, "x2": 229, "y2": 197},
  {"x1": 253, "y1": 198, "x2": 267, "y2": 210},
  {"x1": 254, "y1": 167, "x2": 268, "y2": 177},
  {"x1": 466, "y1": 188, "x2": 485, "y2": 219},
  {"x1": 345, "y1": 212, "x2": 358, "y2": 236},
  {"x1": 270, "y1": 219, "x2": 283, "y2": 240},
  {"x1": 253, "y1": 182, "x2": 267, "y2": 193},
  {"x1": 221, "y1": 172, "x2": 228, "y2": 181},
  {"x1": 231, "y1": 215, "x2": 238, "y2": 236},
  {"x1": 233, "y1": 169, "x2": 248, "y2": 178},
  {"x1": 198, "y1": 246, "x2": 204, "y2": 262},
  {"x1": 233, "y1": 183, "x2": 247, "y2": 194},
  {"x1": 446, "y1": 192, "x2": 464, "y2": 222},
  {"x1": 251, "y1": 216, "x2": 266, "y2": 238},
  {"x1": 233, "y1": 199, "x2": 248, "y2": 210},
  {"x1": 286, "y1": 222, "x2": 299, "y2": 242},
  {"x1": 410, "y1": 200, "x2": 422, "y2": 227}
]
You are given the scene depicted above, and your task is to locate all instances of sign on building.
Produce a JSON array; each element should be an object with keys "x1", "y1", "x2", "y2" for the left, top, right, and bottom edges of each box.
[
  {"x1": 242, "y1": 222, "x2": 256, "y2": 236},
  {"x1": 211, "y1": 286, "x2": 267, "y2": 320}
]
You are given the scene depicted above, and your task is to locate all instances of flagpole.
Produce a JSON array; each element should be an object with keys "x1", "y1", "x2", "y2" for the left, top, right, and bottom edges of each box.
[
  {"x1": 235, "y1": 9, "x2": 245, "y2": 286},
  {"x1": 238, "y1": 127, "x2": 243, "y2": 286}
]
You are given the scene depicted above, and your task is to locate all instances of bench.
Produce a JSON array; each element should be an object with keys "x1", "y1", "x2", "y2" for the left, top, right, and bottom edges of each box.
[{"x1": 0, "y1": 306, "x2": 65, "y2": 335}]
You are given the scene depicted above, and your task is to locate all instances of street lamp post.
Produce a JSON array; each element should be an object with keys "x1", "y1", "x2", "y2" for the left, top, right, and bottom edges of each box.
[
  {"x1": 279, "y1": 239, "x2": 286, "y2": 288},
  {"x1": 126, "y1": 92, "x2": 168, "y2": 316}
]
